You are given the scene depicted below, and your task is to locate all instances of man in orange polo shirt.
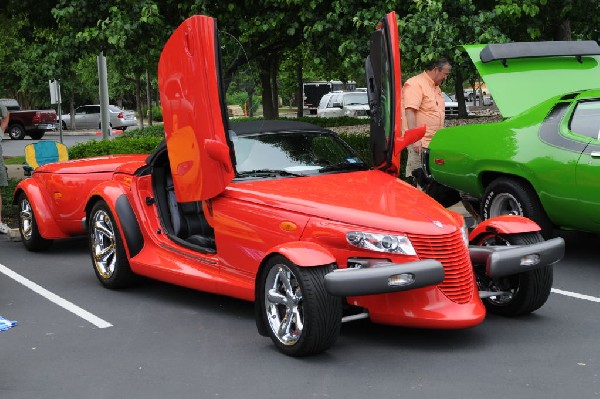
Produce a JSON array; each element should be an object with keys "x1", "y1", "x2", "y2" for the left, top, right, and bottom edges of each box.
[
  {"x1": 403, "y1": 57, "x2": 481, "y2": 225},
  {"x1": 403, "y1": 57, "x2": 451, "y2": 180}
]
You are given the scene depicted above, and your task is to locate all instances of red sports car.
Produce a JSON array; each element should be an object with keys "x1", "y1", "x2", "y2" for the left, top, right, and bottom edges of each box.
[{"x1": 13, "y1": 12, "x2": 564, "y2": 356}]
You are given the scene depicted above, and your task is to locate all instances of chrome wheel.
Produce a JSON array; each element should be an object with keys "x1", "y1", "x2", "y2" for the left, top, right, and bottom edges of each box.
[
  {"x1": 19, "y1": 197, "x2": 33, "y2": 241},
  {"x1": 264, "y1": 263, "x2": 304, "y2": 346},
  {"x1": 91, "y1": 208, "x2": 117, "y2": 279},
  {"x1": 17, "y1": 192, "x2": 52, "y2": 251},
  {"x1": 488, "y1": 192, "x2": 522, "y2": 217}
]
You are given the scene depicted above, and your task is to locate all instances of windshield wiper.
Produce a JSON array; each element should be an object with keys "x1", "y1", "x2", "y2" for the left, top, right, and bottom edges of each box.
[
  {"x1": 318, "y1": 162, "x2": 368, "y2": 173},
  {"x1": 237, "y1": 169, "x2": 305, "y2": 178}
]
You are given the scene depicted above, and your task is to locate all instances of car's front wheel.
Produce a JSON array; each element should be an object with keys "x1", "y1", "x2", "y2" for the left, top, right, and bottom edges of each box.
[
  {"x1": 473, "y1": 232, "x2": 553, "y2": 316},
  {"x1": 89, "y1": 201, "x2": 136, "y2": 289},
  {"x1": 257, "y1": 255, "x2": 341, "y2": 357},
  {"x1": 17, "y1": 192, "x2": 53, "y2": 251},
  {"x1": 482, "y1": 177, "x2": 553, "y2": 237}
]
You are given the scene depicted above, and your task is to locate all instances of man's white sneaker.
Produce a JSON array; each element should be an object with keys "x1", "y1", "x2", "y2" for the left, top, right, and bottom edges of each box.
[{"x1": 0, "y1": 223, "x2": 10, "y2": 234}]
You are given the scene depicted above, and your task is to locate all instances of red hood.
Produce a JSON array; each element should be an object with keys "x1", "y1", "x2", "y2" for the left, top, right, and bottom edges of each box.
[{"x1": 225, "y1": 170, "x2": 462, "y2": 235}]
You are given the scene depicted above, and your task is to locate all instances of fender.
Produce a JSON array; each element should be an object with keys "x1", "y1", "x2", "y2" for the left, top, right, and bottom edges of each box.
[
  {"x1": 266, "y1": 241, "x2": 336, "y2": 267},
  {"x1": 86, "y1": 181, "x2": 144, "y2": 258},
  {"x1": 13, "y1": 181, "x2": 69, "y2": 239},
  {"x1": 469, "y1": 214, "x2": 541, "y2": 242},
  {"x1": 255, "y1": 241, "x2": 337, "y2": 337}
]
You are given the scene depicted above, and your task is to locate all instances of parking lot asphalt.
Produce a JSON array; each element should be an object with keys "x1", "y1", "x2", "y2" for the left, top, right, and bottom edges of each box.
[{"x1": 1, "y1": 227, "x2": 599, "y2": 399}]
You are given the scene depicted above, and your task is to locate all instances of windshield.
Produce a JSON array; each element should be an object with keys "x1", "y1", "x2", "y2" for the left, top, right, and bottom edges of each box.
[
  {"x1": 443, "y1": 92, "x2": 453, "y2": 102},
  {"x1": 343, "y1": 92, "x2": 368, "y2": 106},
  {"x1": 231, "y1": 130, "x2": 366, "y2": 177}
]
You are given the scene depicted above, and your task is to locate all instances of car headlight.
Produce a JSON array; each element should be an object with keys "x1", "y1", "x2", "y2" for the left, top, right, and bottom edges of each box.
[{"x1": 346, "y1": 231, "x2": 416, "y2": 255}]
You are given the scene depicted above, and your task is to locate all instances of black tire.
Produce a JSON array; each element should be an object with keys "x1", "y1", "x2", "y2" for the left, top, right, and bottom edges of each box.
[
  {"x1": 473, "y1": 232, "x2": 553, "y2": 316},
  {"x1": 8, "y1": 123, "x2": 26, "y2": 140},
  {"x1": 17, "y1": 192, "x2": 53, "y2": 251},
  {"x1": 29, "y1": 132, "x2": 45, "y2": 140},
  {"x1": 257, "y1": 255, "x2": 341, "y2": 357},
  {"x1": 482, "y1": 177, "x2": 554, "y2": 238},
  {"x1": 89, "y1": 201, "x2": 136, "y2": 289}
]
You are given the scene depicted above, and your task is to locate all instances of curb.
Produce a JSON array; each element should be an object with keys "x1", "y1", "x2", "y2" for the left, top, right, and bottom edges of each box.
[
  {"x1": 8, "y1": 228, "x2": 21, "y2": 241},
  {"x1": 0, "y1": 228, "x2": 21, "y2": 242},
  {"x1": 5, "y1": 164, "x2": 25, "y2": 181}
]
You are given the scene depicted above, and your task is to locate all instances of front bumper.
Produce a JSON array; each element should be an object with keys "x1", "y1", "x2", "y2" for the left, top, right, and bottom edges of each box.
[
  {"x1": 324, "y1": 259, "x2": 444, "y2": 296},
  {"x1": 469, "y1": 237, "x2": 564, "y2": 278}
]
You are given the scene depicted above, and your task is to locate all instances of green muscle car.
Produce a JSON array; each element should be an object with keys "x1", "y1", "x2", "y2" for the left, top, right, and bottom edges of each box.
[{"x1": 428, "y1": 40, "x2": 600, "y2": 237}]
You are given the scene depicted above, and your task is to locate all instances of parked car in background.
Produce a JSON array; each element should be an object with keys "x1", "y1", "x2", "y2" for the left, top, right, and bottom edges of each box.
[
  {"x1": 60, "y1": 105, "x2": 136, "y2": 130},
  {"x1": 443, "y1": 92, "x2": 459, "y2": 118},
  {"x1": 429, "y1": 40, "x2": 600, "y2": 238},
  {"x1": 317, "y1": 91, "x2": 370, "y2": 118},
  {"x1": 463, "y1": 89, "x2": 494, "y2": 106},
  {"x1": 303, "y1": 81, "x2": 357, "y2": 115},
  {"x1": 0, "y1": 98, "x2": 56, "y2": 140}
]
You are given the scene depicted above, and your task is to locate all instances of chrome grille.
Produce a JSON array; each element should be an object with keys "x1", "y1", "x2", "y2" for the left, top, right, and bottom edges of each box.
[{"x1": 409, "y1": 230, "x2": 473, "y2": 304}]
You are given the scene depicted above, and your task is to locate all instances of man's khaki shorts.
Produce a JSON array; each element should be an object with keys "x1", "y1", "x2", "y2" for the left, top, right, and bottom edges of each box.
[{"x1": 405, "y1": 147, "x2": 421, "y2": 178}]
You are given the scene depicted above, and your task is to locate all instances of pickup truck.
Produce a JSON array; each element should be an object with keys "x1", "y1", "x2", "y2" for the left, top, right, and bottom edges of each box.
[{"x1": 0, "y1": 98, "x2": 56, "y2": 140}]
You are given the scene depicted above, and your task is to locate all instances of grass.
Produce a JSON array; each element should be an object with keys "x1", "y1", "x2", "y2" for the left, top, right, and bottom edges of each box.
[
  {"x1": 1, "y1": 177, "x2": 19, "y2": 228},
  {"x1": 4, "y1": 156, "x2": 25, "y2": 165}
]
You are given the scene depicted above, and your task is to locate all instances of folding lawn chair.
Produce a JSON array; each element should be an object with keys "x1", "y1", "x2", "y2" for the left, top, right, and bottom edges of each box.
[{"x1": 23, "y1": 141, "x2": 69, "y2": 176}]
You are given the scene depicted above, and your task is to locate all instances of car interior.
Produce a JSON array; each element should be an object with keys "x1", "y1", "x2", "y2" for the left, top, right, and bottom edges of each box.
[{"x1": 147, "y1": 142, "x2": 216, "y2": 254}]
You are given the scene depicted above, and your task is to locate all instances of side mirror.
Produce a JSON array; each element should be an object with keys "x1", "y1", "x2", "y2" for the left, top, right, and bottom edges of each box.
[
  {"x1": 332, "y1": 102, "x2": 342, "y2": 109},
  {"x1": 205, "y1": 139, "x2": 232, "y2": 173},
  {"x1": 394, "y1": 125, "x2": 426, "y2": 151}
]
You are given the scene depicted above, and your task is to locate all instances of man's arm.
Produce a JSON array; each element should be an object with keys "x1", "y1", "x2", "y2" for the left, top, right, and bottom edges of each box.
[
  {"x1": 1, "y1": 112, "x2": 9, "y2": 133},
  {"x1": 405, "y1": 107, "x2": 422, "y2": 154}
]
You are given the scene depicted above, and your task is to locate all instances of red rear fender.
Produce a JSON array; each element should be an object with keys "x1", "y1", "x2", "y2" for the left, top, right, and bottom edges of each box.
[{"x1": 14, "y1": 181, "x2": 69, "y2": 239}]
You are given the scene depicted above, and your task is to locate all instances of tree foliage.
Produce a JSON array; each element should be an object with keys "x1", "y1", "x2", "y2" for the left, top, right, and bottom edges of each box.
[{"x1": 0, "y1": 0, "x2": 598, "y2": 121}]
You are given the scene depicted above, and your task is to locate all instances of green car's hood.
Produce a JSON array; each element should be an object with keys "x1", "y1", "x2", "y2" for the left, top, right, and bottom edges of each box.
[{"x1": 464, "y1": 43, "x2": 600, "y2": 118}]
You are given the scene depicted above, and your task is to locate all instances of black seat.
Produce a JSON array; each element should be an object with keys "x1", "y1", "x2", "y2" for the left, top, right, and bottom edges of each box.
[{"x1": 166, "y1": 175, "x2": 215, "y2": 249}]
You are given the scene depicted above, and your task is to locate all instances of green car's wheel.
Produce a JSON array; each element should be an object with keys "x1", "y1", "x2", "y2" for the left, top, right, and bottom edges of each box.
[
  {"x1": 257, "y1": 255, "x2": 341, "y2": 357},
  {"x1": 89, "y1": 201, "x2": 136, "y2": 289},
  {"x1": 473, "y1": 231, "x2": 553, "y2": 316},
  {"x1": 482, "y1": 177, "x2": 554, "y2": 238},
  {"x1": 17, "y1": 192, "x2": 53, "y2": 251}
]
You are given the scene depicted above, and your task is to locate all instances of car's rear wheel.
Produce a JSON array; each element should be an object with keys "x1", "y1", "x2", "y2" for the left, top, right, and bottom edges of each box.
[
  {"x1": 257, "y1": 255, "x2": 341, "y2": 357},
  {"x1": 29, "y1": 132, "x2": 44, "y2": 140},
  {"x1": 18, "y1": 192, "x2": 53, "y2": 251},
  {"x1": 473, "y1": 232, "x2": 553, "y2": 316},
  {"x1": 8, "y1": 124, "x2": 26, "y2": 140},
  {"x1": 89, "y1": 201, "x2": 136, "y2": 288},
  {"x1": 482, "y1": 177, "x2": 554, "y2": 238}
]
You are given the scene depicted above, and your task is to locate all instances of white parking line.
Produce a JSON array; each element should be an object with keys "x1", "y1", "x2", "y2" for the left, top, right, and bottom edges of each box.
[
  {"x1": 0, "y1": 263, "x2": 113, "y2": 329},
  {"x1": 552, "y1": 288, "x2": 600, "y2": 303}
]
